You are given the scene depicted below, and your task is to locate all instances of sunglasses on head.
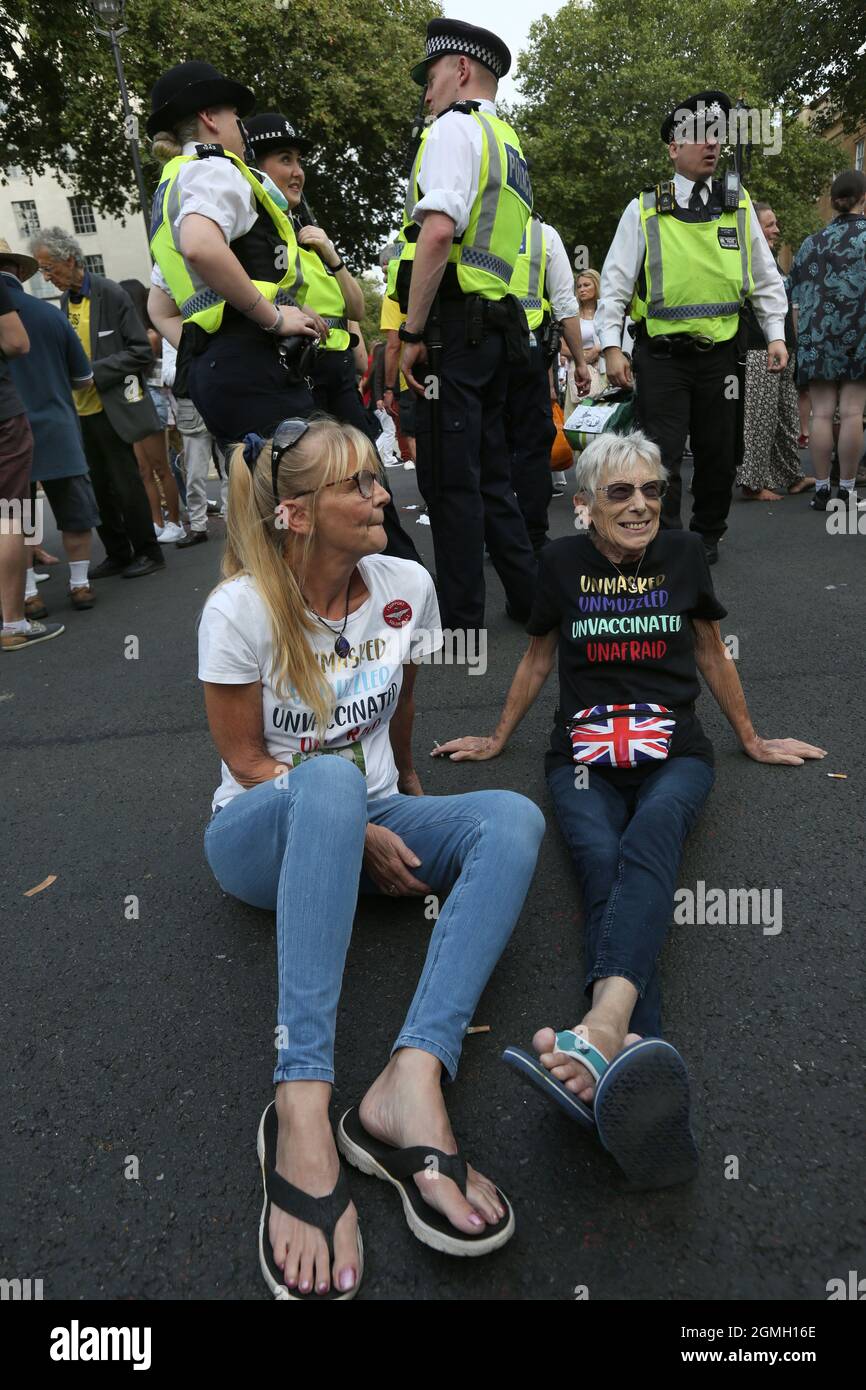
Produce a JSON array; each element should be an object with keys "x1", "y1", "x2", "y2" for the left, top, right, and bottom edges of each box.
[
  {"x1": 270, "y1": 419, "x2": 379, "y2": 507},
  {"x1": 599, "y1": 480, "x2": 667, "y2": 503}
]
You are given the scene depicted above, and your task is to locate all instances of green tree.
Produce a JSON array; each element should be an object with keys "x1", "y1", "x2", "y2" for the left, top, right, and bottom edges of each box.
[
  {"x1": 513, "y1": 0, "x2": 839, "y2": 271},
  {"x1": 0, "y1": 0, "x2": 439, "y2": 266},
  {"x1": 747, "y1": 0, "x2": 866, "y2": 134},
  {"x1": 356, "y1": 274, "x2": 384, "y2": 351}
]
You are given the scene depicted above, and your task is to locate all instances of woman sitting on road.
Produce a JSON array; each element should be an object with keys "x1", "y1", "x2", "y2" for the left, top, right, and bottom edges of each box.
[
  {"x1": 435, "y1": 430, "x2": 824, "y2": 1190},
  {"x1": 198, "y1": 416, "x2": 544, "y2": 1299}
]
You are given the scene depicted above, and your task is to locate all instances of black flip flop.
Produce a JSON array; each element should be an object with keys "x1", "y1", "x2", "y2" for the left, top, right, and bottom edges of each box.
[
  {"x1": 337, "y1": 1107, "x2": 514, "y2": 1257},
  {"x1": 257, "y1": 1102, "x2": 364, "y2": 1300},
  {"x1": 593, "y1": 1039, "x2": 699, "y2": 1190}
]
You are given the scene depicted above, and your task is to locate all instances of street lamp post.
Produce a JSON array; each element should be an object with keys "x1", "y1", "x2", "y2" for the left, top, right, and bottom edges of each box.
[{"x1": 88, "y1": 0, "x2": 152, "y2": 247}]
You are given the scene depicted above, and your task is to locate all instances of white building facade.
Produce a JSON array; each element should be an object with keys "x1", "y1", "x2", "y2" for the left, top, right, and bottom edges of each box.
[{"x1": 0, "y1": 165, "x2": 151, "y2": 301}]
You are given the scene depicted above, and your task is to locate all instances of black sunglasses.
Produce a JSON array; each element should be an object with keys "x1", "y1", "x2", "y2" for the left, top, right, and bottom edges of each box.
[{"x1": 599, "y1": 480, "x2": 668, "y2": 503}]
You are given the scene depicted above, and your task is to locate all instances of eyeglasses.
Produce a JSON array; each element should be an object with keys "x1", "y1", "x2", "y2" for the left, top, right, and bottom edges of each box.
[{"x1": 598, "y1": 480, "x2": 668, "y2": 503}]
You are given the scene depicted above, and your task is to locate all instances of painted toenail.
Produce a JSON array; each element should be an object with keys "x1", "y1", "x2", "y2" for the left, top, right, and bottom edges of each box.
[
  {"x1": 469, "y1": 1213, "x2": 484, "y2": 1227},
  {"x1": 317, "y1": 1281, "x2": 328, "y2": 1293},
  {"x1": 339, "y1": 1268, "x2": 356, "y2": 1291}
]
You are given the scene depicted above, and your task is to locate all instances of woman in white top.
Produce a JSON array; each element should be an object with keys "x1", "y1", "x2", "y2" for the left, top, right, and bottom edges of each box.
[{"x1": 198, "y1": 416, "x2": 544, "y2": 1299}]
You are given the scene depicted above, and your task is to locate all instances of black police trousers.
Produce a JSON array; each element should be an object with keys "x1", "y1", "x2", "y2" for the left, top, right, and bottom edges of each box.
[
  {"x1": 414, "y1": 301, "x2": 538, "y2": 630},
  {"x1": 312, "y1": 347, "x2": 421, "y2": 565},
  {"x1": 187, "y1": 329, "x2": 315, "y2": 443},
  {"x1": 633, "y1": 334, "x2": 739, "y2": 540},
  {"x1": 506, "y1": 340, "x2": 557, "y2": 554}
]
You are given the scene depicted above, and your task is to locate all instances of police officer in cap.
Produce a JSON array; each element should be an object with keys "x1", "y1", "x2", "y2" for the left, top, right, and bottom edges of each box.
[
  {"x1": 396, "y1": 18, "x2": 538, "y2": 630},
  {"x1": 145, "y1": 62, "x2": 327, "y2": 449},
  {"x1": 598, "y1": 90, "x2": 789, "y2": 563},
  {"x1": 244, "y1": 111, "x2": 421, "y2": 563}
]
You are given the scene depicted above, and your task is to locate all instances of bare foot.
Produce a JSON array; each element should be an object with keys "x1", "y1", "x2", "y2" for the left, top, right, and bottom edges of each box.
[
  {"x1": 32, "y1": 547, "x2": 60, "y2": 565},
  {"x1": 789, "y1": 476, "x2": 815, "y2": 494},
  {"x1": 741, "y1": 487, "x2": 783, "y2": 501},
  {"x1": 359, "y1": 1050, "x2": 506, "y2": 1235},
  {"x1": 533, "y1": 1014, "x2": 643, "y2": 1103},
  {"x1": 270, "y1": 1085, "x2": 360, "y2": 1297}
]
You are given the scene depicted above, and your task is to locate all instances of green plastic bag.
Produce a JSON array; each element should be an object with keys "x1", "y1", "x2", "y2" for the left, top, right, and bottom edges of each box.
[{"x1": 564, "y1": 393, "x2": 635, "y2": 453}]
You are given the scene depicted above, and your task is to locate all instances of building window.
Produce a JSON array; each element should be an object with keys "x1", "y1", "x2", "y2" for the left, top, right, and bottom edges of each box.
[
  {"x1": 12, "y1": 200, "x2": 40, "y2": 237},
  {"x1": 83, "y1": 254, "x2": 105, "y2": 276},
  {"x1": 28, "y1": 272, "x2": 57, "y2": 300},
  {"x1": 856, "y1": 139, "x2": 864, "y2": 173},
  {"x1": 69, "y1": 196, "x2": 97, "y2": 235}
]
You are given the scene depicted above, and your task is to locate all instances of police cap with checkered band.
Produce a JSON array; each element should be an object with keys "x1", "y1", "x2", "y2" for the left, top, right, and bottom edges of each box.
[
  {"x1": 244, "y1": 112, "x2": 310, "y2": 158},
  {"x1": 660, "y1": 90, "x2": 732, "y2": 143},
  {"x1": 410, "y1": 18, "x2": 511, "y2": 87}
]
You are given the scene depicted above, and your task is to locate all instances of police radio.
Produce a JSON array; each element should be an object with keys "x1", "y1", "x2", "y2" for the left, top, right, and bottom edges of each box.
[{"x1": 722, "y1": 170, "x2": 741, "y2": 210}]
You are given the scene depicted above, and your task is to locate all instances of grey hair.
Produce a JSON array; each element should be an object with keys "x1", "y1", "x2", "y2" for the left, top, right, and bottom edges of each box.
[
  {"x1": 28, "y1": 225, "x2": 84, "y2": 266},
  {"x1": 575, "y1": 430, "x2": 667, "y2": 502}
]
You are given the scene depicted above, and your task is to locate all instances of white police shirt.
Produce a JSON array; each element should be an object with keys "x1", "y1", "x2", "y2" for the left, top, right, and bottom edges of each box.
[
  {"x1": 596, "y1": 172, "x2": 787, "y2": 349},
  {"x1": 543, "y1": 223, "x2": 579, "y2": 321},
  {"x1": 150, "y1": 141, "x2": 259, "y2": 295},
  {"x1": 411, "y1": 97, "x2": 499, "y2": 235}
]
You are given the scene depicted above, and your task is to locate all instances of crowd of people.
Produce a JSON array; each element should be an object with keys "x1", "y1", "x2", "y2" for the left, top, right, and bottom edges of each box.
[{"x1": 1, "y1": 13, "x2": 864, "y2": 1302}]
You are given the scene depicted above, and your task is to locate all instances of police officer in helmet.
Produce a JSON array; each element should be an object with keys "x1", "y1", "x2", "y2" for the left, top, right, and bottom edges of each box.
[
  {"x1": 145, "y1": 62, "x2": 327, "y2": 447},
  {"x1": 598, "y1": 91, "x2": 789, "y2": 563},
  {"x1": 396, "y1": 18, "x2": 539, "y2": 630}
]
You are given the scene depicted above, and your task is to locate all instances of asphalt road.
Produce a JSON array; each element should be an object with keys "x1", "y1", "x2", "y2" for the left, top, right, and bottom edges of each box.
[{"x1": 2, "y1": 458, "x2": 864, "y2": 1302}]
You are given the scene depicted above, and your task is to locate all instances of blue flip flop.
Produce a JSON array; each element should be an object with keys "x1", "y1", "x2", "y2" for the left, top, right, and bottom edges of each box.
[
  {"x1": 593, "y1": 1038, "x2": 699, "y2": 1190},
  {"x1": 502, "y1": 1029, "x2": 610, "y2": 1133}
]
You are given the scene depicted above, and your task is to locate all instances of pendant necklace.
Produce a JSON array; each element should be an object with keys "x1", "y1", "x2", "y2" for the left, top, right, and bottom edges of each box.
[{"x1": 308, "y1": 578, "x2": 353, "y2": 658}]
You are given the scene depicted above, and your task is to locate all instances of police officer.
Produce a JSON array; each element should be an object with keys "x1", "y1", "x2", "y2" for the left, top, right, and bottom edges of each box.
[
  {"x1": 395, "y1": 19, "x2": 538, "y2": 630},
  {"x1": 145, "y1": 62, "x2": 327, "y2": 448},
  {"x1": 598, "y1": 91, "x2": 789, "y2": 563},
  {"x1": 507, "y1": 214, "x2": 591, "y2": 553},
  {"x1": 244, "y1": 111, "x2": 421, "y2": 562}
]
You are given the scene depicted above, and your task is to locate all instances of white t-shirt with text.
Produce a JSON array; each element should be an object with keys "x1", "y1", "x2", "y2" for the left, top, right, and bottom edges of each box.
[{"x1": 198, "y1": 555, "x2": 442, "y2": 811}]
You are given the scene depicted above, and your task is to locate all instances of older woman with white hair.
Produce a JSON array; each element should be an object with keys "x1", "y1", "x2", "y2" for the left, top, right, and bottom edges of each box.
[{"x1": 435, "y1": 429, "x2": 824, "y2": 1189}]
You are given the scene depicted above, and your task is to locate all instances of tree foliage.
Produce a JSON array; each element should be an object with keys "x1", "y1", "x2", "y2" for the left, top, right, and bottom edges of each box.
[
  {"x1": 746, "y1": 0, "x2": 866, "y2": 134},
  {"x1": 0, "y1": 0, "x2": 439, "y2": 266},
  {"x1": 513, "y1": 0, "x2": 840, "y2": 271}
]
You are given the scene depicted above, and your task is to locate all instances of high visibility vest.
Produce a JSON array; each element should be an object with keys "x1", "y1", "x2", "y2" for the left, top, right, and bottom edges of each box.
[
  {"x1": 394, "y1": 106, "x2": 533, "y2": 310},
  {"x1": 298, "y1": 248, "x2": 349, "y2": 351},
  {"x1": 630, "y1": 186, "x2": 754, "y2": 342},
  {"x1": 509, "y1": 217, "x2": 549, "y2": 330},
  {"x1": 149, "y1": 148, "x2": 305, "y2": 334}
]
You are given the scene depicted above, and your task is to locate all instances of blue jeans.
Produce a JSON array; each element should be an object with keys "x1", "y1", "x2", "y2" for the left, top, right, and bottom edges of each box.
[
  {"x1": 203, "y1": 757, "x2": 545, "y2": 1085},
  {"x1": 547, "y1": 757, "x2": 715, "y2": 1036}
]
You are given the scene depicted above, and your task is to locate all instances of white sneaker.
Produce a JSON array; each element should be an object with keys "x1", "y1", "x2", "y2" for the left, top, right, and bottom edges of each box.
[{"x1": 157, "y1": 522, "x2": 187, "y2": 543}]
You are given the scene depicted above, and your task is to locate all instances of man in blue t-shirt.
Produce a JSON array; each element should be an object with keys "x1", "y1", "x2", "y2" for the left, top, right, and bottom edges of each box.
[{"x1": 1, "y1": 240, "x2": 101, "y2": 618}]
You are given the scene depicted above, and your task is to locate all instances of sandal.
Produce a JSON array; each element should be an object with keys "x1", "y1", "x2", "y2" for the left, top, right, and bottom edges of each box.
[
  {"x1": 593, "y1": 1038, "x2": 698, "y2": 1190},
  {"x1": 338, "y1": 1107, "x2": 514, "y2": 1257},
  {"x1": 256, "y1": 1102, "x2": 364, "y2": 1301},
  {"x1": 501, "y1": 1028, "x2": 609, "y2": 1131}
]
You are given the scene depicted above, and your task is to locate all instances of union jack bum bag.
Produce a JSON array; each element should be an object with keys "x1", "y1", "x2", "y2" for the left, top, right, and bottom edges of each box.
[{"x1": 568, "y1": 703, "x2": 675, "y2": 768}]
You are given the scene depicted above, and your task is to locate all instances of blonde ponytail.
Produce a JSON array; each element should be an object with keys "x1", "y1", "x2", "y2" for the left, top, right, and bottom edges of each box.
[
  {"x1": 217, "y1": 418, "x2": 382, "y2": 738},
  {"x1": 150, "y1": 114, "x2": 202, "y2": 166}
]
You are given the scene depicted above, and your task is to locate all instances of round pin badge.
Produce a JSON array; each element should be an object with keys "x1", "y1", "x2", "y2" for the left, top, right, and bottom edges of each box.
[{"x1": 383, "y1": 599, "x2": 412, "y2": 628}]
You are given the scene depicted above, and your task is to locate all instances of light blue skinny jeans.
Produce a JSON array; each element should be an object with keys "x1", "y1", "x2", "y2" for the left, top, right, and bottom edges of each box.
[{"x1": 203, "y1": 756, "x2": 545, "y2": 1084}]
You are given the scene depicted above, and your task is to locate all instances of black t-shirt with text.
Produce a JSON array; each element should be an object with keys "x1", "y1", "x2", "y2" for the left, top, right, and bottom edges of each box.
[{"x1": 527, "y1": 530, "x2": 728, "y2": 783}]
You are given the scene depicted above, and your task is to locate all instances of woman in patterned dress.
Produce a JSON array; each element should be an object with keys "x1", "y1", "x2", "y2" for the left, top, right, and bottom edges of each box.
[{"x1": 789, "y1": 171, "x2": 866, "y2": 511}]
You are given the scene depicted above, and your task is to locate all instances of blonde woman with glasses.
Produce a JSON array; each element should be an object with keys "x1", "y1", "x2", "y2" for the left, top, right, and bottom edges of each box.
[{"x1": 198, "y1": 416, "x2": 544, "y2": 1299}]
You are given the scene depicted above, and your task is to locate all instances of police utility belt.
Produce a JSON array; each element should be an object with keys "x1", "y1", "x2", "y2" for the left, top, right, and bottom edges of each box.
[
  {"x1": 423, "y1": 290, "x2": 530, "y2": 367},
  {"x1": 634, "y1": 323, "x2": 732, "y2": 357}
]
